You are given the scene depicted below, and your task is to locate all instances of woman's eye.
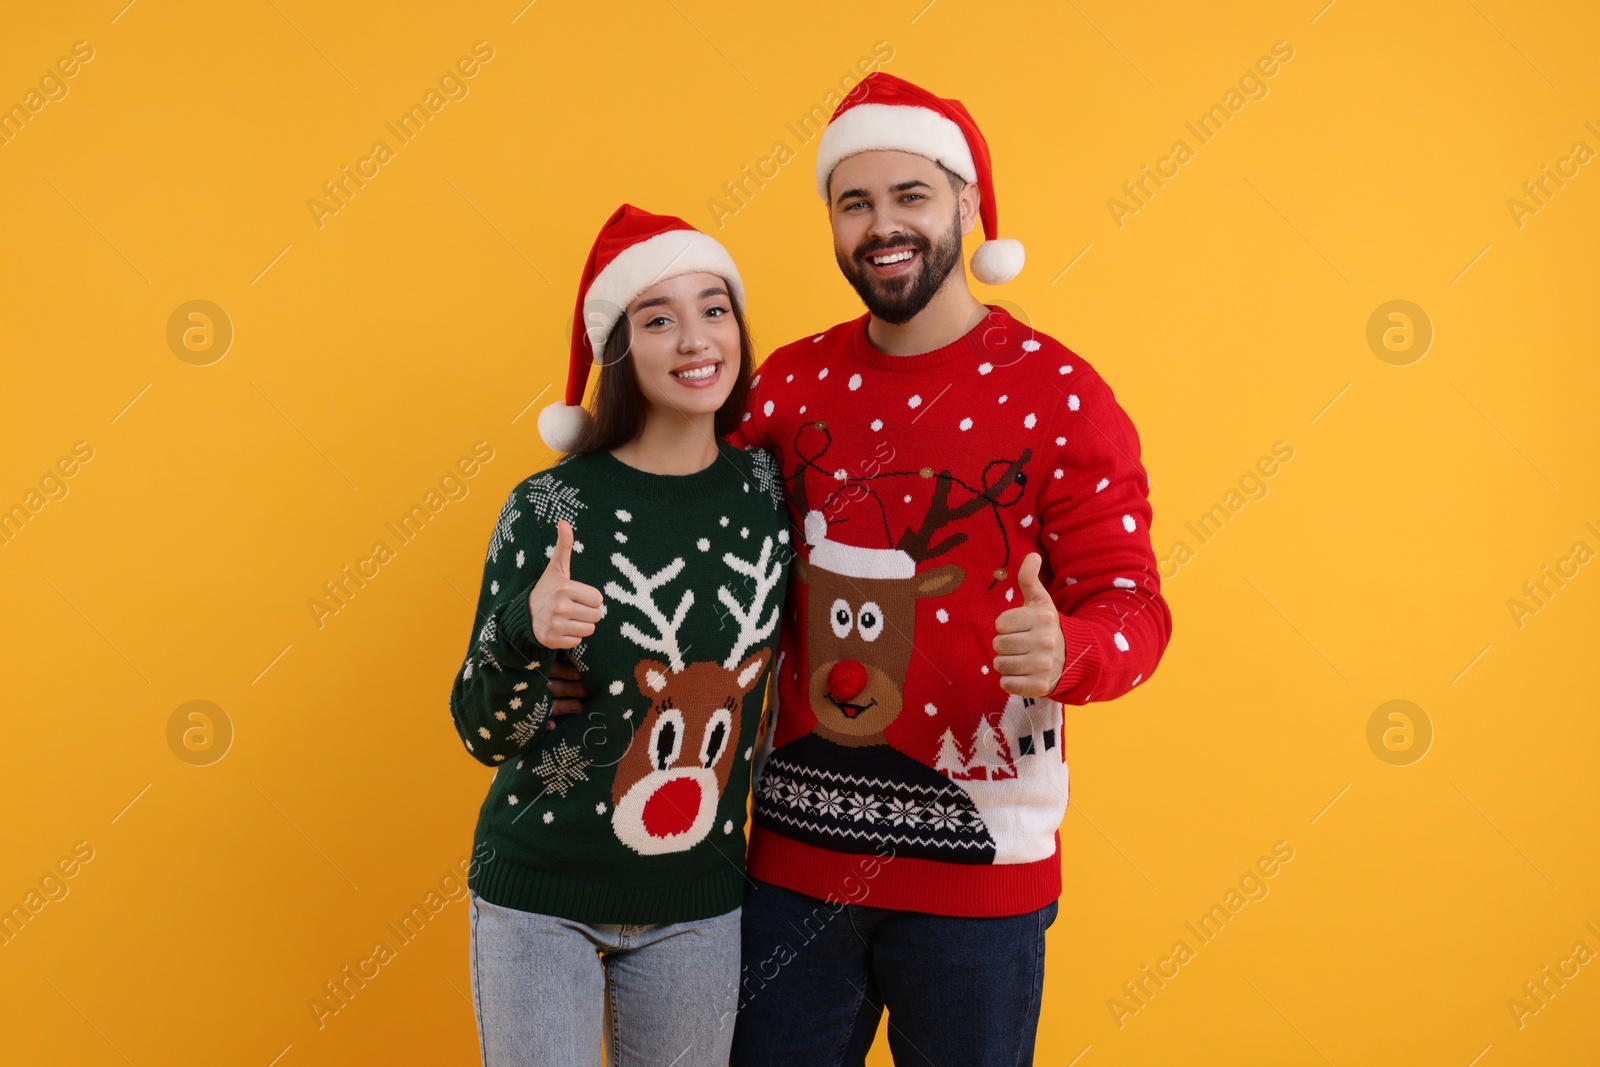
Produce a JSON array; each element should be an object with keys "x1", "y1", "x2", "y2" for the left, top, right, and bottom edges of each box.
[
  {"x1": 644, "y1": 315, "x2": 670, "y2": 329},
  {"x1": 705, "y1": 305, "x2": 729, "y2": 318}
]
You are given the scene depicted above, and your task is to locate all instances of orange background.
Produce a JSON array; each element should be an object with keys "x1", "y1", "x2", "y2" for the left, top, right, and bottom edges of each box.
[{"x1": 2, "y1": 1, "x2": 1596, "y2": 1064}]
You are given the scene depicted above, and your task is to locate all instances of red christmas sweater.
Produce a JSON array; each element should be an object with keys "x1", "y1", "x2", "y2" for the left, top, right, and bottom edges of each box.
[{"x1": 728, "y1": 305, "x2": 1173, "y2": 917}]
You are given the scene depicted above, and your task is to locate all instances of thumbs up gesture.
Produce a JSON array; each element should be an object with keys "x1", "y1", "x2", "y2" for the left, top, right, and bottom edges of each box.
[
  {"x1": 992, "y1": 552, "x2": 1066, "y2": 698},
  {"x1": 528, "y1": 519, "x2": 604, "y2": 649}
]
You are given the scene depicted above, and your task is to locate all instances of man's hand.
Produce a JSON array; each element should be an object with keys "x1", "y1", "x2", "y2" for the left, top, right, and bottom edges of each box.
[
  {"x1": 544, "y1": 659, "x2": 586, "y2": 729},
  {"x1": 528, "y1": 519, "x2": 598, "y2": 730},
  {"x1": 992, "y1": 552, "x2": 1066, "y2": 698}
]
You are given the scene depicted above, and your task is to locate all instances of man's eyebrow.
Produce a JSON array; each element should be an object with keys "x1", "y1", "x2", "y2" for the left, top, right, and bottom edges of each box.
[{"x1": 833, "y1": 179, "x2": 936, "y2": 206}]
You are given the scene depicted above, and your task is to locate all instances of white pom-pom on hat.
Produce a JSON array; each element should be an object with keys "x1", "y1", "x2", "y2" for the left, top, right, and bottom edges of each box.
[
  {"x1": 971, "y1": 238, "x2": 1025, "y2": 286},
  {"x1": 537, "y1": 402, "x2": 591, "y2": 453}
]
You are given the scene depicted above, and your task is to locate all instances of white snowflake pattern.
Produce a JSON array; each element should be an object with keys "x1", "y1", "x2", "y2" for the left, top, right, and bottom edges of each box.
[
  {"x1": 923, "y1": 801, "x2": 966, "y2": 831},
  {"x1": 530, "y1": 739, "x2": 593, "y2": 798},
  {"x1": 506, "y1": 700, "x2": 549, "y2": 747},
  {"x1": 843, "y1": 793, "x2": 878, "y2": 823},
  {"x1": 525, "y1": 473, "x2": 587, "y2": 526},
  {"x1": 475, "y1": 618, "x2": 503, "y2": 670},
  {"x1": 882, "y1": 797, "x2": 923, "y2": 826},
  {"x1": 811, "y1": 787, "x2": 846, "y2": 817},
  {"x1": 487, "y1": 492, "x2": 522, "y2": 563},
  {"x1": 748, "y1": 448, "x2": 783, "y2": 508}
]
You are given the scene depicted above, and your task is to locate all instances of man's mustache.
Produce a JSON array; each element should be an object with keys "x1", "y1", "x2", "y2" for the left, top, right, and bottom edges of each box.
[{"x1": 853, "y1": 233, "x2": 931, "y2": 264}]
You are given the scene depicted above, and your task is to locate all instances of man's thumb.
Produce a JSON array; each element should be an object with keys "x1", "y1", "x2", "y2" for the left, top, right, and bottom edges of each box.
[
  {"x1": 1018, "y1": 552, "x2": 1049, "y2": 603},
  {"x1": 550, "y1": 519, "x2": 574, "y2": 576}
]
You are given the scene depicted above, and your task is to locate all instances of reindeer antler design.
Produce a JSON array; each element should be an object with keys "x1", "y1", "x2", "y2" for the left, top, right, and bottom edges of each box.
[
  {"x1": 897, "y1": 449, "x2": 1032, "y2": 562},
  {"x1": 718, "y1": 536, "x2": 782, "y2": 672},
  {"x1": 605, "y1": 554, "x2": 693, "y2": 672}
]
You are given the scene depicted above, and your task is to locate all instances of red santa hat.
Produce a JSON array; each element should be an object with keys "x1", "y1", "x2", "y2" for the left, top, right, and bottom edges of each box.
[
  {"x1": 538, "y1": 204, "x2": 746, "y2": 452},
  {"x1": 814, "y1": 73, "x2": 1023, "y2": 286}
]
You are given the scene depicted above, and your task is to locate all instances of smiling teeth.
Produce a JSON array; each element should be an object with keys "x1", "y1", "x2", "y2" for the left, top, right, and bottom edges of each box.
[
  {"x1": 672, "y1": 364, "x2": 718, "y2": 379},
  {"x1": 872, "y1": 251, "x2": 915, "y2": 265}
]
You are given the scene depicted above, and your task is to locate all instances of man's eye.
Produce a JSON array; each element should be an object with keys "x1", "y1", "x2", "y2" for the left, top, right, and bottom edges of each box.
[{"x1": 901, "y1": 194, "x2": 925, "y2": 203}]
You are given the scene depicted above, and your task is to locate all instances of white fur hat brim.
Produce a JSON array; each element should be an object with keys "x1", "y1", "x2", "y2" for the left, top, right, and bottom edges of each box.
[
  {"x1": 814, "y1": 103, "x2": 977, "y2": 201},
  {"x1": 582, "y1": 230, "x2": 745, "y2": 358}
]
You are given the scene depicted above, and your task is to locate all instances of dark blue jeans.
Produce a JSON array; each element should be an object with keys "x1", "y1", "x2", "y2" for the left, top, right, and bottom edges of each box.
[{"x1": 730, "y1": 878, "x2": 1058, "y2": 1067}]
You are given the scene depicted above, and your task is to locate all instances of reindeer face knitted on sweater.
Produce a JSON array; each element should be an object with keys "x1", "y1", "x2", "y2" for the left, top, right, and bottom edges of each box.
[
  {"x1": 796, "y1": 514, "x2": 962, "y2": 747},
  {"x1": 601, "y1": 533, "x2": 781, "y2": 856}
]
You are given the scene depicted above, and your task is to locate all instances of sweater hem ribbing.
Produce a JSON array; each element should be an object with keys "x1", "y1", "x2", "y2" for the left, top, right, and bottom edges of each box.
[
  {"x1": 746, "y1": 827, "x2": 1062, "y2": 918},
  {"x1": 469, "y1": 839, "x2": 746, "y2": 925}
]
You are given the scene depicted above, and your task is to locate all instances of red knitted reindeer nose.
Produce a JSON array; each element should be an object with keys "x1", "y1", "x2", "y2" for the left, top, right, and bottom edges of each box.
[{"x1": 828, "y1": 660, "x2": 868, "y2": 701}]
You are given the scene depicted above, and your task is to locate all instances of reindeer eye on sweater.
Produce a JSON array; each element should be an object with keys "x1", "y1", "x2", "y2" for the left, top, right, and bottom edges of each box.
[
  {"x1": 699, "y1": 707, "x2": 733, "y2": 768},
  {"x1": 830, "y1": 598, "x2": 853, "y2": 638},
  {"x1": 651, "y1": 707, "x2": 685, "y2": 771},
  {"x1": 857, "y1": 601, "x2": 884, "y2": 641}
]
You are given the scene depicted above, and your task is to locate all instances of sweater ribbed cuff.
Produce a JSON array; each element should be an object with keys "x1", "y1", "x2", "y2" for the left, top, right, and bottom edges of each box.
[
  {"x1": 492, "y1": 587, "x2": 545, "y2": 668},
  {"x1": 1048, "y1": 613, "x2": 1100, "y2": 703}
]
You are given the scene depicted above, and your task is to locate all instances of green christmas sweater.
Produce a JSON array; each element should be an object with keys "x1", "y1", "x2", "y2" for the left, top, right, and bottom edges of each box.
[{"x1": 448, "y1": 440, "x2": 790, "y2": 924}]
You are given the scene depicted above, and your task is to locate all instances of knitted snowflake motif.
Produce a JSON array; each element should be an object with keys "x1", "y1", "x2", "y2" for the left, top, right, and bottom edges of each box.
[
  {"x1": 748, "y1": 448, "x2": 783, "y2": 509},
  {"x1": 487, "y1": 492, "x2": 522, "y2": 563},
  {"x1": 506, "y1": 696, "x2": 550, "y2": 747},
  {"x1": 475, "y1": 617, "x2": 502, "y2": 670},
  {"x1": 530, "y1": 739, "x2": 592, "y2": 798},
  {"x1": 526, "y1": 473, "x2": 587, "y2": 526}
]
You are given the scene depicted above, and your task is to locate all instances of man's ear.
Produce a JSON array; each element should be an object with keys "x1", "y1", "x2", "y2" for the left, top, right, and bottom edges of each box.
[{"x1": 959, "y1": 180, "x2": 982, "y2": 237}]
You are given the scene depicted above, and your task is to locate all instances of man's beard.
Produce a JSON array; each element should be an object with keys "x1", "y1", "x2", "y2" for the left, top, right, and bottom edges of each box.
[{"x1": 835, "y1": 210, "x2": 964, "y2": 326}]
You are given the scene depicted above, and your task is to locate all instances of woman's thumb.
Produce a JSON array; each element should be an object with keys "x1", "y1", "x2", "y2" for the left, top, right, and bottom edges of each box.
[{"x1": 550, "y1": 519, "x2": 574, "y2": 576}]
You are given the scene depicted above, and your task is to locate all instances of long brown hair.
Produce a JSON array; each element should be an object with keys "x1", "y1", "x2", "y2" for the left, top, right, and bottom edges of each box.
[{"x1": 565, "y1": 295, "x2": 756, "y2": 457}]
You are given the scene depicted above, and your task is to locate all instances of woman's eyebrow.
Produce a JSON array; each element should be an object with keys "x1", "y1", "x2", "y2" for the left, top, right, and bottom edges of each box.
[{"x1": 698, "y1": 286, "x2": 728, "y2": 299}]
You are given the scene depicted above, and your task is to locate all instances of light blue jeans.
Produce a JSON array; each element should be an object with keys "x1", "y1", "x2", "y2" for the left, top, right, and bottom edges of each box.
[{"x1": 469, "y1": 890, "x2": 740, "y2": 1067}]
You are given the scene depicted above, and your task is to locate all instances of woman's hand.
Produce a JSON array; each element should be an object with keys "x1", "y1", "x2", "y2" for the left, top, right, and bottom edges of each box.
[{"x1": 529, "y1": 519, "x2": 603, "y2": 648}]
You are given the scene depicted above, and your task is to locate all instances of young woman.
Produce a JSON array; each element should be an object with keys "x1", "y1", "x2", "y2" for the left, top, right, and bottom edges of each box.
[{"x1": 448, "y1": 205, "x2": 789, "y2": 1066}]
